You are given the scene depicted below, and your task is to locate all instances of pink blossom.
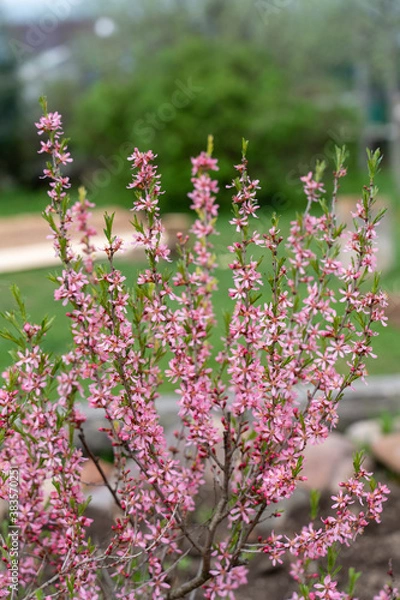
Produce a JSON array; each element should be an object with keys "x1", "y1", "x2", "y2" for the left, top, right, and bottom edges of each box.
[
  {"x1": 0, "y1": 108, "x2": 388, "y2": 598},
  {"x1": 300, "y1": 171, "x2": 326, "y2": 205}
]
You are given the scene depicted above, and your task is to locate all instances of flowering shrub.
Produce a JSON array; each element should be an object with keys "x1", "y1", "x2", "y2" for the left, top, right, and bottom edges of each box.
[{"x1": 0, "y1": 100, "x2": 396, "y2": 599}]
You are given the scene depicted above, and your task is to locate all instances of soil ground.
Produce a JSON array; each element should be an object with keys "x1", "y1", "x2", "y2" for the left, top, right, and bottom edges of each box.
[
  {"x1": 235, "y1": 471, "x2": 400, "y2": 600},
  {"x1": 83, "y1": 470, "x2": 400, "y2": 599}
]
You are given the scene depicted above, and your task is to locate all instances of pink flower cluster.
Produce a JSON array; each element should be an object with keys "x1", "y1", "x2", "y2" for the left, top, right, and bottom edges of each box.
[
  {"x1": 0, "y1": 108, "x2": 392, "y2": 599},
  {"x1": 260, "y1": 467, "x2": 390, "y2": 578},
  {"x1": 300, "y1": 171, "x2": 326, "y2": 210},
  {"x1": 128, "y1": 148, "x2": 171, "y2": 266}
]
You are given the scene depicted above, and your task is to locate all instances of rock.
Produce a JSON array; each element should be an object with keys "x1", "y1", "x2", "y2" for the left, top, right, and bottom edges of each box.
[
  {"x1": 346, "y1": 417, "x2": 400, "y2": 447},
  {"x1": 80, "y1": 458, "x2": 122, "y2": 528},
  {"x1": 346, "y1": 419, "x2": 384, "y2": 447},
  {"x1": 41, "y1": 458, "x2": 117, "y2": 521},
  {"x1": 372, "y1": 433, "x2": 400, "y2": 473},
  {"x1": 300, "y1": 432, "x2": 356, "y2": 493},
  {"x1": 80, "y1": 457, "x2": 114, "y2": 489}
]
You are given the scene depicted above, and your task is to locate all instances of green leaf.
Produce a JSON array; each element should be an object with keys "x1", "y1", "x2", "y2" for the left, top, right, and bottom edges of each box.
[
  {"x1": 315, "y1": 159, "x2": 326, "y2": 182},
  {"x1": 249, "y1": 292, "x2": 262, "y2": 305},
  {"x1": 77, "y1": 497, "x2": 92, "y2": 517},
  {"x1": 366, "y1": 148, "x2": 382, "y2": 179},
  {"x1": 334, "y1": 145, "x2": 348, "y2": 172},
  {"x1": 309, "y1": 489, "x2": 321, "y2": 520},
  {"x1": 353, "y1": 450, "x2": 366, "y2": 474},
  {"x1": 0, "y1": 329, "x2": 22, "y2": 345},
  {"x1": 130, "y1": 213, "x2": 144, "y2": 233},
  {"x1": 207, "y1": 134, "x2": 214, "y2": 157},
  {"x1": 310, "y1": 259, "x2": 320, "y2": 275},
  {"x1": 223, "y1": 310, "x2": 232, "y2": 330},
  {"x1": 299, "y1": 583, "x2": 310, "y2": 598},
  {"x1": 292, "y1": 456, "x2": 304, "y2": 478},
  {"x1": 373, "y1": 208, "x2": 387, "y2": 225},
  {"x1": 333, "y1": 223, "x2": 346, "y2": 239},
  {"x1": 42, "y1": 209, "x2": 58, "y2": 233},
  {"x1": 319, "y1": 197, "x2": 329, "y2": 214},
  {"x1": 371, "y1": 272, "x2": 381, "y2": 294},
  {"x1": 347, "y1": 566, "x2": 362, "y2": 596},
  {"x1": 271, "y1": 212, "x2": 279, "y2": 228},
  {"x1": 66, "y1": 575, "x2": 76, "y2": 594},
  {"x1": 103, "y1": 211, "x2": 116, "y2": 242},
  {"x1": 10, "y1": 285, "x2": 27, "y2": 320},
  {"x1": 47, "y1": 271, "x2": 60, "y2": 284},
  {"x1": 39, "y1": 95, "x2": 48, "y2": 113},
  {"x1": 327, "y1": 543, "x2": 339, "y2": 573}
]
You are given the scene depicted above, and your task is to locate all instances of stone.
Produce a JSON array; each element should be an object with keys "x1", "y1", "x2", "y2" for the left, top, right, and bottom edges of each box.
[
  {"x1": 80, "y1": 457, "x2": 114, "y2": 489},
  {"x1": 346, "y1": 419, "x2": 385, "y2": 447},
  {"x1": 41, "y1": 458, "x2": 117, "y2": 518},
  {"x1": 300, "y1": 432, "x2": 356, "y2": 493},
  {"x1": 80, "y1": 458, "x2": 120, "y2": 522},
  {"x1": 346, "y1": 417, "x2": 400, "y2": 447},
  {"x1": 372, "y1": 433, "x2": 400, "y2": 473}
]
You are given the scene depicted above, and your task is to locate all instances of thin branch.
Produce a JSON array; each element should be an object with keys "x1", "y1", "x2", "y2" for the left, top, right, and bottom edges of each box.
[{"x1": 78, "y1": 428, "x2": 129, "y2": 521}]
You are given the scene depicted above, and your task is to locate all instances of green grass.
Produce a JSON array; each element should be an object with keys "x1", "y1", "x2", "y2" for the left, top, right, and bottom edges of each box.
[
  {"x1": 0, "y1": 268, "x2": 71, "y2": 367},
  {"x1": 0, "y1": 189, "x2": 46, "y2": 217},
  {"x1": 340, "y1": 167, "x2": 398, "y2": 199},
  {"x1": 1, "y1": 165, "x2": 397, "y2": 218},
  {"x1": 1, "y1": 166, "x2": 399, "y2": 385},
  {"x1": 1, "y1": 211, "x2": 400, "y2": 386},
  {"x1": 0, "y1": 183, "x2": 132, "y2": 218}
]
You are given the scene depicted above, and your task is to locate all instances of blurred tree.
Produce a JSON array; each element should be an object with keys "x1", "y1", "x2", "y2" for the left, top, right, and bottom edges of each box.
[
  {"x1": 14, "y1": 0, "x2": 390, "y2": 204},
  {"x1": 72, "y1": 33, "x2": 357, "y2": 212},
  {"x1": 0, "y1": 21, "x2": 20, "y2": 184},
  {"x1": 257, "y1": 0, "x2": 400, "y2": 182}
]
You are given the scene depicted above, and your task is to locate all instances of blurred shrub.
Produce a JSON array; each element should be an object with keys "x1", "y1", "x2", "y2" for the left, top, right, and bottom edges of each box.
[
  {"x1": 73, "y1": 36, "x2": 359, "y2": 212},
  {"x1": 0, "y1": 27, "x2": 20, "y2": 184}
]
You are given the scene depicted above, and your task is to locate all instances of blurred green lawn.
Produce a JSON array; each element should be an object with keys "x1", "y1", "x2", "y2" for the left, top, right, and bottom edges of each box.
[
  {"x1": 1, "y1": 168, "x2": 399, "y2": 387},
  {"x1": 0, "y1": 185, "x2": 128, "y2": 217}
]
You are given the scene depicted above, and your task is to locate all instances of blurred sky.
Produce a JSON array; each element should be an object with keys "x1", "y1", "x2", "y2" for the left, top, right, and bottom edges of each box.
[
  {"x1": 2, "y1": 0, "x2": 51, "y2": 20},
  {"x1": 0, "y1": 0, "x2": 90, "y2": 22}
]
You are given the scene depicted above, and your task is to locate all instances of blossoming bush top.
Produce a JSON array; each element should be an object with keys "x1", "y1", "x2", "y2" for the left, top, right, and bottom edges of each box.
[{"x1": 0, "y1": 100, "x2": 395, "y2": 600}]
